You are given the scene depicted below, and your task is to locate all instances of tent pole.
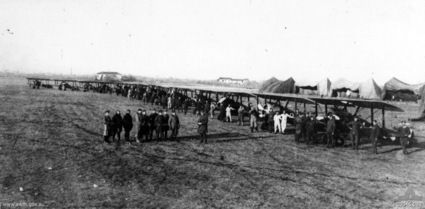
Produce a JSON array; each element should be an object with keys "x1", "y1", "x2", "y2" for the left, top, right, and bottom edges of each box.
[
  {"x1": 325, "y1": 104, "x2": 328, "y2": 115},
  {"x1": 371, "y1": 106, "x2": 374, "y2": 124},
  {"x1": 382, "y1": 108, "x2": 385, "y2": 128}
]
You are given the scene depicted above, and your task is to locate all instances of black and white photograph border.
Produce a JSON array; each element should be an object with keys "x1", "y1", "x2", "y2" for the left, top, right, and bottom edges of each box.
[{"x1": 1, "y1": 0, "x2": 425, "y2": 208}]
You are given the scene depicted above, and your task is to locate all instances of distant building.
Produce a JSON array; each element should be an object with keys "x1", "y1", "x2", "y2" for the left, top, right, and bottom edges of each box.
[
  {"x1": 217, "y1": 77, "x2": 249, "y2": 85},
  {"x1": 95, "y1": 71, "x2": 122, "y2": 81}
]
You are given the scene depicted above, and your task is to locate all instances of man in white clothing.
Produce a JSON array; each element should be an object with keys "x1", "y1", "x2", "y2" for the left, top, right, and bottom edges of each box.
[
  {"x1": 225, "y1": 105, "x2": 234, "y2": 122},
  {"x1": 280, "y1": 110, "x2": 293, "y2": 134},
  {"x1": 273, "y1": 112, "x2": 282, "y2": 134}
]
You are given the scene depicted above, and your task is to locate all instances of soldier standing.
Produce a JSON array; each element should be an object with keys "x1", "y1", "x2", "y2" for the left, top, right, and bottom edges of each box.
[
  {"x1": 398, "y1": 121, "x2": 412, "y2": 155},
  {"x1": 168, "y1": 111, "x2": 180, "y2": 141},
  {"x1": 148, "y1": 109, "x2": 158, "y2": 140},
  {"x1": 198, "y1": 111, "x2": 209, "y2": 144},
  {"x1": 370, "y1": 120, "x2": 380, "y2": 154},
  {"x1": 306, "y1": 116, "x2": 316, "y2": 144},
  {"x1": 326, "y1": 113, "x2": 336, "y2": 148},
  {"x1": 162, "y1": 111, "x2": 169, "y2": 139},
  {"x1": 135, "y1": 109, "x2": 142, "y2": 143},
  {"x1": 103, "y1": 110, "x2": 113, "y2": 144},
  {"x1": 249, "y1": 107, "x2": 258, "y2": 133},
  {"x1": 154, "y1": 111, "x2": 164, "y2": 140},
  {"x1": 237, "y1": 106, "x2": 245, "y2": 126},
  {"x1": 112, "y1": 110, "x2": 123, "y2": 143},
  {"x1": 348, "y1": 117, "x2": 362, "y2": 150},
  {"x1": 294, "y1": 113, "x2": 302, "y2": 143},
  {"x1": 122, "y1": 109, "x2": 133, "y2": 142},
  {"x1": 139, "y1": 110, "x2": 150, "y2": 142}
]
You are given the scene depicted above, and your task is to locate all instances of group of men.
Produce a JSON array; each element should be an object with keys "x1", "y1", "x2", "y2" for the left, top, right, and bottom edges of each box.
[{"x1": 103, "y1": 109, "x2": 181, "y2": 146}]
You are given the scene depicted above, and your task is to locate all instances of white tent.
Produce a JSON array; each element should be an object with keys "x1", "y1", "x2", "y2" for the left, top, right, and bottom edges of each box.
[
  {"x1": 359, "y1": 78, "x2": 383, "y2": 100},
  {"x1": 317, "y1": 78, "x2": 332, "y2": 97}
]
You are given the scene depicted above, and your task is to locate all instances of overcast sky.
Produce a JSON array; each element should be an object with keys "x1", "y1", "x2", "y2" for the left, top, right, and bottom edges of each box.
[{"x1": 1, "y1": 0, "x2": 424, "y2": 84}]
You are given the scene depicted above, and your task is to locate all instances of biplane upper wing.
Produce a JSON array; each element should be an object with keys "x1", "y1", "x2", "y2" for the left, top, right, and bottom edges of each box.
[
  {"x1": 255, "y1": 92, "x2": 316, "y2": 104},
  {"x1": 308, "y1": 97, "x2": 404, "y2": 112}
]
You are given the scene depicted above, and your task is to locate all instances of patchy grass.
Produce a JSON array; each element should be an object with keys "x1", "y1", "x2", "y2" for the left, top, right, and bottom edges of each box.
[{"x1": 1, "y1": 77, "x2": 425, "y2": 208}]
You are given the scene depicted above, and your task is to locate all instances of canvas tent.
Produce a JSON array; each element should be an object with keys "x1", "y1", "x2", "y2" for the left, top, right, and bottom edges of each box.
[
  {"x1": 260, "y1": 77, "x2": 296, "y2": 94},
  {"x1": 295, "y1": 78, "x2": 332, "y2": 96},
  {"x1": 358, "y1": 78, "x2": 383, "y2": 100},
  {"x1": 317, "y1": 78, "x2": 332, "y2": 97},
  {"x1": 331, "y1": 78, "x2": 360, "y2": 97},
  {"x1": 383, "y1": 77, "x2": 421, "y2": 101},
  {"x1": 295, "y1": 80, "x2": 318, "y2": 95},
  {"x1": 259, "y1": 77, "x2": 279, "y2": 92},
  {"x1": 411, "y1": 85, "x2": 425, "y2": 121}
]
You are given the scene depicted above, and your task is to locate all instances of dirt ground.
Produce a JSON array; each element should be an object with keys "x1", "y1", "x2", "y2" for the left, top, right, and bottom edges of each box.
[{"x1": 1, "y1": 77, "x2": 425, "y2": 209}]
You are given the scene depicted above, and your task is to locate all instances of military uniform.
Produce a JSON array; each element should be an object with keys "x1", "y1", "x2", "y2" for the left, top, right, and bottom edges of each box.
[
  {"x1": 198, "y1": 114, "x2": 209, "y2": 143},
  {"x1": 154, "y1": 114, "x2": 163, "y2": 140},
  {"x1": 326, "y1": 117, "x2": 336, "y2": 147},
  {"x1": 348, "y1": 120, "x2": 362, "y2": 150},
  {"x1": 148, "y1": 112, "x2": 158, "y2": 140},
  {"x1": 306, "y1": 118, "x2": 316, "y2": 144},
  {"x1": 398, "y1": 126, "x2": 411, "y2": 155},
  {"x1": 112, "y1": 113, "x2": 123, "y2": 142},
  {"x1": 168, "y1": 114, "x2": 180, "y2": 140},
  {"x1": 162, "y1": 113, "x2": 169, "y2": 139},
  {"x1": 103, "y1": 115, "x2": 112, "y2": 143},
  {"x1": 294, "y1": 116, "x2": 302, "y2": 142},
  {"x1": 122, "y1": 112, "x2": 133, "y2": 142},
  {"x1": 249, "y1": 109, "x2": 258, "y2": 132},
  {"x1": 370, "y1": 124, "x2": 380, "y2": 154}
]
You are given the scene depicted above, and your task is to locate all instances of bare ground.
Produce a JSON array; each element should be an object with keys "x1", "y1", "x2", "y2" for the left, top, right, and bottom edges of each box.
[{"x1": 1, "y1": 77, "x2": 425, "y2": 209}]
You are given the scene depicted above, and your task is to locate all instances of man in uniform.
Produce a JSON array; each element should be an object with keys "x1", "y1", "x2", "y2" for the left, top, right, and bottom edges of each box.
[
  {"x1": 267, "y1": 109, "x2": 275, "y2": 133},
  {"x1": 326, "y1": 113, "x2": 336, "y2": 148},
  {"x1": 294, "y1": 113, "x2": 302, "y2": 143},
  {"x1": 198, "y1": 111, "x2": 209, "y2": 144},
  {"x1": 134, "y1": 109, "x2": 142, "y2": 143},
  {"x1": 398, "y1": 121, "x2": 412, "y2": 155},
  {"x1": 103, "y1": 110, "x2": 112, "y2": 143},
  {"x1": 154, "y1": 110, "x2": 164, "y2": 140},
  {"x1": 139, "y1": 110, "x2": 150, "y2": 142},
  {"x1": 122, "y1": 109, "x2": 133, "y2": 143},
  {"x1": 168, "y1": 110, "x2": 180, "y2": 141},
  {"x1": 348, "y1": 117, "x2": 362, "y2": 150},
  {"x1": 112, "y1": 110, "x2": 123, "y2": 144},
  {"x1": 306, "y1": 115, "x2": 316, "y2": 144},
  {"x1": 148, "y1": 109, "x2": 158, "y2": 141},
  {"x1": 370, "y1": 120, "x2": 380, "y2": 154},
  {"x1": 249, "y1": 106, "x2": 259, "y2": 133},
  {"x1": 237, "y1": 105, "x2": 245, "y2": 126},
  {"x1": 162, "y1": 111, "x2": 169, "y2": 139}
]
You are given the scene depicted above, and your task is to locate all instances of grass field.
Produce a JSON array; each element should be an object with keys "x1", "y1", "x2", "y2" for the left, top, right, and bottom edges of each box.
[{"x1": 1, "y1": 76, "x2": 425, "y2": 209}]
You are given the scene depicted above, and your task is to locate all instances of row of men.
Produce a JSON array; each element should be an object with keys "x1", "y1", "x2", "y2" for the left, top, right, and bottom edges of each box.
[{"x1": 102, "y1": 109, "x2": 181, "y2": 144}]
